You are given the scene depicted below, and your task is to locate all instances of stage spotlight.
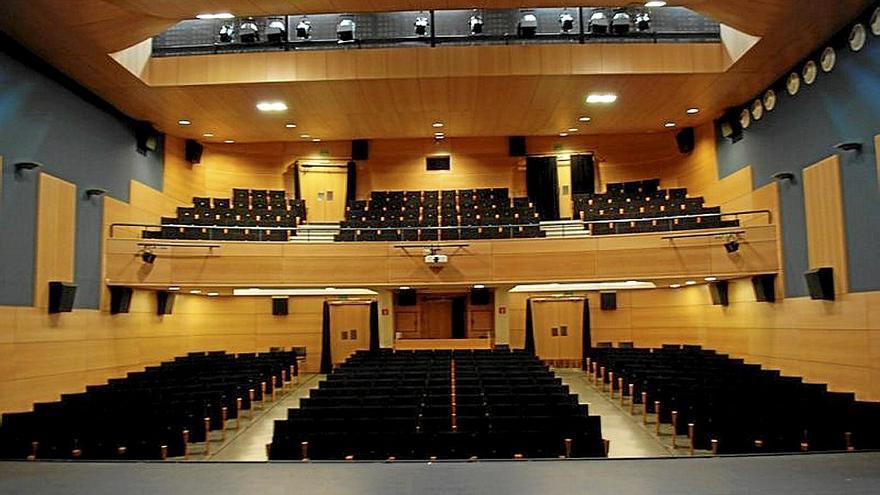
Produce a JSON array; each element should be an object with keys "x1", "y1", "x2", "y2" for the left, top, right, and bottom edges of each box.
[
  {"x1": 635, "y1": 11, "x2": 651, "y2": 31},
  {"x1": 414, "y1": 12, "x2": 430, "y2": 36},
  {"x1": 559, "y1": 9, "x2": 575, "y2": 33},
  {"x1": 611, "y1": 10, "x2": 631, "y2": 35},
  {"x1": 239, "y1": 18, "x2": 260, "y2": 43},
  {"x1": 518, "y1": 11, "x2": 538, "y2": 38},
  {"x1": 218, "y1": 24, "x2": 235, "y2": 43},
  {"x1": 469, "y1": 11, "x2": 484, "y2": 35},
  {"x1": 141, "y1": 252, "x2": 157, "y2": 264},
  {"x1": 266, "y1": 17, "x2": 286, "y2": 43},
  {"x1": 589, "y1": 10, "x2": 610, "y2": 34},
  {"x1": 337, "y1": 18, "x2": 356, "y2": 43},
  {"x1": 295, "y1": 17, "x2": 312, "y2": 39},
  {"x1": 723, "y1": 239, "x2": 740, "y2": 254}
]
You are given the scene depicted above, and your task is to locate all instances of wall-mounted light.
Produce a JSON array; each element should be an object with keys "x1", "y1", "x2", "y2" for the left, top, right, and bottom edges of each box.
[
  {"x1": 141, "y1": 252, "x2": 157, "y2": 264},
  {"x1": 85, "y1": 188, "x2": 108, "y2": 198},
  {"x1": 770, "y1": 171, "x2": 796, "y2": 183},
  {"x1": 14, "y1": 161, "x2": 42, "y2": 172},
  {"x1": 834, "y1": 141, "x2": 863, "y2": 152}
]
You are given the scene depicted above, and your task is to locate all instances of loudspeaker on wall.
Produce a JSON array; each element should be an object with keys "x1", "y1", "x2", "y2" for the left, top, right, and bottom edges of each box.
[
  {"x1": 397, "y1": 288, "x2": 417, "y2": 306},
  {"x1": 272, "y1": 297, "x2": 289, "y2": 316},
  {"x1": 185, "y1": 139, "x2": 203, "y2": 164},
  {"x1": 157, "y1": 291, "x2": 176, "y2": 315},
  {"x1": 509, "y1": 136, "x2": 527, "y2": 157},
  {"x1": 352, "y1": 139, "x2": 369, "y2": 160},
  {"x1": 110, "y1": 287, "x2": 133, "y2": 314},
  {"x1": 805, "y1": 267, "x2": 835, "y2": 301},
  {"x1": 48, "y1": 281, "x2": 77, "y2": 314},
  {"x1": 600, "y1": 292, "x2": 617, "y2": 310},
  {"x1": 470, "y1": 287, "x2": 491, "y2": 306},
  {"x1": 708, "y1": 281, "x2": 729, "y2": 306},
  {"x1": 751, "y1": 274, "x2": 777, "y2": 303},
  {"x1": 676, "y1": 127, "x2": 695, "y2": 154}
]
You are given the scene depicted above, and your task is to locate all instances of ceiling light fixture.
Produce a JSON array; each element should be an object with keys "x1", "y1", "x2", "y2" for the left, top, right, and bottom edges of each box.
[
  {"x1": 645, "y1": 1, "x2": 667, "y2": 7},
  {"x1": 207, "y1": 292, "x2": 220, "y2": 297},
  {"x1": 559, "y1": 132, "x2": 569, "y2": 137},
  {"x1": 168, "y1": 286, "x2": 180, "y2": 291},
  {"x1": 704, "y1": 277, "x2": 718, "y2": 282},
  {"x1": 256, "y1": 101, "x2": 288, "y2": 112},
  {"x1": 312, "y1": 138, "x2": 321, "y2": 143},
  {"x1": 432, "y1": 122, "x2": 444, "y2": 128},
  {"x1": 567, "y1": 128, "x2": 579, "y2": 132},
  {"x1": 685, "y1": 281, "x2": 697, "y2": 286},
  {"x1": 178, "y1": 119, "x2": 191, "y2": 126},
  {"x1": 664, "y1": 122, "x2": 676, "y2": 128},
  {"x1": 586, "y1": 93, "x2": 618, "y2": 104},
  {"x1": 197, "y1": 13, "x2": 235, "y2": 20},
  {"x1": 203, "y1": 133, "x2": 214, "y2": 138},
  {"x1": 473, "y1": 284, "x2": 486, "y2": 289},
  {"x1": 285, "y1": 123, "x2": 297, "y2": 129},
  {"x1": 670, "y1": 284, "x2": 682, "y2": 289},
  {"x1": 300, "y1": 134, "x2": 310, "y2": 139},
  {"x1": 224, "y1": 139, "x2": 235, "y2": 144},
  {"x1": 578, "y1": 116, "x2": 592, "y2": 123},
  {"x1": 509, "y1": 281, "x2": 656, "y2": 293},
  {"x1": 686, "y1": 108, "x2": 700, "y2": 115},
  {"x1": 190, "y1": 290, "x2": 202, "y2": 294}
]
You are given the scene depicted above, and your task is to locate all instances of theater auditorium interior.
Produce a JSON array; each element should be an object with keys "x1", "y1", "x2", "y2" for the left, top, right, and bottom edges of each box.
[{"x1": 0, "y1": 1, "x2": 879, "y2": 494}]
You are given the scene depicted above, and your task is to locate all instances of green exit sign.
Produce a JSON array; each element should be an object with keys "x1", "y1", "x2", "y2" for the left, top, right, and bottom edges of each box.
[
  {"x1": 553, "y1": 143, "x2": 564, "y2": 152},
  {"x1": 319, "y1": 149, "x2": 331, "y2": 157}
]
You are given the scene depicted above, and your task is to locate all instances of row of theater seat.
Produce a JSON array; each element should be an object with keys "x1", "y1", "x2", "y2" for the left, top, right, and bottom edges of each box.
[
  {"x1": 588, "y1": 345, "x2": 880, "y2": 454},
  {"x1": 574, "y1": 179, "x2": 739, "y2": 235},
  {"x1": 335, "y1": 188, "x2": 546, "y2": 241},
  {"x1": 0, "y1": 350, "x2": 300, "y2": 460},
  {"x1": 269, "y1": 349, "x2": 605, "y2": 460},
  {"x1": 142, "y1": 189, "x2": 307, "y2": 241}
]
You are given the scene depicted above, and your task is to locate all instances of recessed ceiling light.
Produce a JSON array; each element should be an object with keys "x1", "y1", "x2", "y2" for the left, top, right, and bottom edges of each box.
[
  {"x1": 202, "y1": 133, "x2": 214, "y2": 138},
  {"x1": 664, "y1": 122, "x2": 677, "y2": 128},
  {"x1": 685, "y1": 281, "x2": 697, "y2": 285},
  {"x1": 586, "y1": 93, "x2": 618, "y2": 104},
  {"x1": 256, "y1": 101, "x2": 288, "y2": 112},
  {"x1": 178, "y1": 119, "x2": 191, "y2": 126},
  {"x1": 399, "y1": 286, "x2": 411, "y2": 290},
  {"x1": 190, "y1": 289, "x2": 202, "y2": 294},
  {"x1": 312, "y1": 138, "x2": 321, "y2": 142},
  {"x1": 567, "y1": 128, "x2": 579, "y2": 132},
  {"x1": 168, "y1": 286, "x2": 180, "y2": 291},
  {"x1": 224, "y1": 139, "x2": 235, "y2": 144},
  {"x1": 704, "y1": 277, "x2": 718, "y2": 282},
  {"x1": 645, "y1": 1, "x2": 667, "y2": 7},
  {"x1": 578, "y1": 116, "x2": 592, "y2": 122},
  {"x1": 285, "y1": 123, "x2": 297, "y2": 129},
  {"x1": 300, "y1": 134, "x2": 310, "y2": 139},
  {"x1": 207, "y1": 292, "x2": 220, "y2": 297},
  {"x1": 474, "y1": 284, "x2": 486, "y2": 289},
  {"x1": 432, "y1": 122, "x2": 444, "y2": 128},
  {"x1": 670, "y1": 284, "x2": 682, "y2": 289},
  {"x1": 686, "y1": 108, "x2": 700, "y2": 115},
  {"x1": 196, "y1": 13, "x2": 234, "y2": 20}
]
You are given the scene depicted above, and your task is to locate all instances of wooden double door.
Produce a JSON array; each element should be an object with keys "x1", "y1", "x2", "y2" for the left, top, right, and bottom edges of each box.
[
  {"x1": 299, "y1": 165, "x2": 348, "y2": 222},
  {"x1": 329, "y1": 301, "x2": 371, "y2": 366},
  {"x1": 531, "y1": 298, "x2": 584, "y2": 366}
]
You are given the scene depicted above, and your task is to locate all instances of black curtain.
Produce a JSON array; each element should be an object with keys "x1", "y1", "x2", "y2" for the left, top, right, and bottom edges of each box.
[
  {"x1": 346, "y1": 161, "x2": 357, "y2": 204},
  {"x1": 570, "y1": 154, "x2": 595, "y2": 196},
  {"x1": 293, "y1": 162, "x2": 301, "y2": 200},
  {"x1": 524, "y1": 298, "x2": 535, "y2": 354},
  {"x1": 369, "y1": 300, "x2": 380, "y2": 352},
  {"x1": 451, "y1": 297, "x2": 467, "y2": 339},
  {"x1": 582, "y1": 298, "x2": 592, "y2": 369},
  {"x1": 526, "y1": 156, "x2": 560, "y2": 221},
  {"x1": 319, "y1": 301, "x2": 332, "y2": 374}
]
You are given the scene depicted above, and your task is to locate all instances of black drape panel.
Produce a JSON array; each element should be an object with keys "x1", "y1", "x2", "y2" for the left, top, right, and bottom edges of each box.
[
  {"x1": 570, "y1": 154, "x2": 595, "y2": 195},
  {"x1": 582, "y1": 298, "x2": 592, "y2": 369},
  {"x1": 293, "y1": 162, "x2": 301, "y2": 200},
  {"x1": 346, "y1": 161, "x2": 357, "y2": 204},
  {"x1": 369, "y1": 300, "x2": 380, "y2": 352},
  {"x1": 526, "y1": 156, "x2": 560, "y2": 221},
  {"x1": 524, "y1": 298, "x2": 535, "y2": 354},
  {"x1": 319, "y1": 301, "x2": 332, "y2": 374},
  {"x1": 451, "y1": 297, "x2": 467, "y2": 339}
]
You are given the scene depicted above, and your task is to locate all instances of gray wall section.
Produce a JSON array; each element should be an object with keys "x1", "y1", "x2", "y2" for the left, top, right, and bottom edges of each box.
[
  {"x1": 716, "y1": 38, "x2": 880, "y2": 296},
  {"x1": 0, "y1": 50, "x2": 164, "y2": 308}
]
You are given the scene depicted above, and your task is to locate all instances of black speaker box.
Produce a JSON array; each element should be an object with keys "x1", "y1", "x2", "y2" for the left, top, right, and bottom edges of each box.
[
  {"x1": 708, "y1": 281, "x2": 729, "y2": 306},
  {"x1": 676, "y1": 127, "x2": 695, "y2": 154},
  {"x1": 805, "y1": 267, "x2": 835, "y2": 301},
  {"x1": 185, "y1": 139, "x2": 203, "y2": 164},
  {"x1": 397, "y1": 289, "x2": 417, "y2": 306},
  {"x1": 751, "y1": 274, "x2": 777, "y2": 303},
  {"x1": 157, "y1": 291, "x2": 176, "y2": 315},
  {"x1": 135, "y1": 122, "x2": 159, "y2": 154},
  {"x1": 352, "y1": 139, "x2": 369, "y2": 160},
  {"x1": 509, "y1": 136, "x2": 527, "y2": 157},
  {"x1": 470, "y1": 287, "x2": 491, "y2": 306},
  {"x1": 48, "y1": 281, "x2": 77, "y2": 314},
  {"x1": 600, "y1": 292, "x2": 617, "y2": 310},
  {"x1": 110, "y1": 287, "x2": 133, "y2": 314},
  {"x1": 272, "y1": 297, "x2": 289, "y2": 316}
]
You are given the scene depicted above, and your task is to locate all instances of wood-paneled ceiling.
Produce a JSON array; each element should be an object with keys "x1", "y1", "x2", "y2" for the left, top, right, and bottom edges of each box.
[{"x1": 0, "y1": 0, "x2": 873, "y2": 143}]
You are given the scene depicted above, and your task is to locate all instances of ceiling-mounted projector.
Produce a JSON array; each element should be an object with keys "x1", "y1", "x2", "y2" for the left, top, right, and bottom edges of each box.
[{"x1": 425, "y1": 254, "x2": 448, "y2": 266}]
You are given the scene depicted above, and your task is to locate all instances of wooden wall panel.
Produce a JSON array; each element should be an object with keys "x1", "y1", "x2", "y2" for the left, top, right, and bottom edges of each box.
[
  {"x1": 803, "y1": 155, "x2": 849, "y2": 294},
  {"x1": 33, "y1": 173, "x2": 76, "y2": 309}
]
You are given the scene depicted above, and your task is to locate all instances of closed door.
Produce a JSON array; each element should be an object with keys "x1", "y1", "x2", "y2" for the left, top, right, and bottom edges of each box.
[
  {"x1": 329, "y1": 302, "x2": 371, "y2": 365},
  {"x1": 531, "y1": 298, "x2": 584, "y2": 362},
  {"x1": 421, "y1": 299, "x2": 453, "y2": 339},
  {"x1": 299, "y1": 166, "x2": 348, "y2": 222}
]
